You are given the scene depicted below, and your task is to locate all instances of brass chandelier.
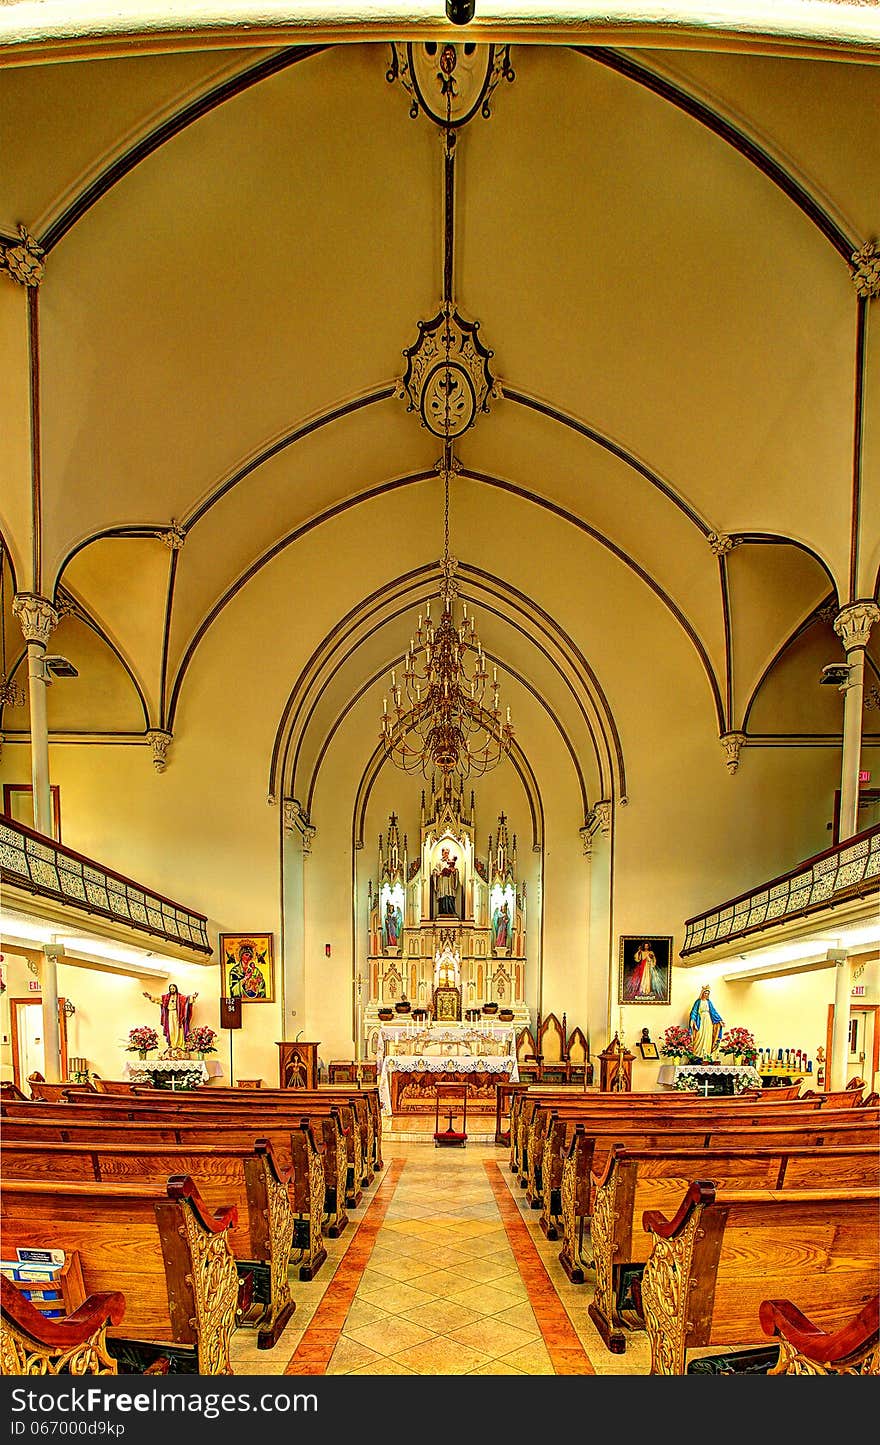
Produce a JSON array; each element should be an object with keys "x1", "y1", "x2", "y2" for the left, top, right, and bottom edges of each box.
[{"x1": 380, "y1": 451, "x2": 513, "y2": 780}]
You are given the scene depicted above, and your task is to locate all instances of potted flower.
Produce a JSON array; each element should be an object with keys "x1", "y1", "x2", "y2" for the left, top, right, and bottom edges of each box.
[
  {"x1": 185, "y1": 1025, "x2": 217, "y2": 1060},
  {"x1": 718, "y1": 1026, "x2": 757, "y2": 1068},
  {"x1": 126, "y1": 1025, "x2": 158, "y2": 1061},
  {"x1": 660, "y1": 1024, "x2": 695, "y2": 1065}
]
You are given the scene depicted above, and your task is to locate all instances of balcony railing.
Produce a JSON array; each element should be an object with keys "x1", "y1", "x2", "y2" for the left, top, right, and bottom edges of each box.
[
  {"x1": 0, "y1": 812, "x2": 211, "y2": 956},
  {"x1": 681, "y1": 823, "x2": 880, "y2": 958}
]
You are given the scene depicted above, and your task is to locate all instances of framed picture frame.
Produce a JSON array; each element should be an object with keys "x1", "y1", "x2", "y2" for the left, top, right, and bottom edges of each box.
[
  {"x1": 219, "y1": 933, "x2": 275, "y2": 1002},
  {"x1": 638, "y1": 1040, "x2": 660, "y2": 1060},
  {"x1": 618, "y1": 935, "x2": 672, "y2": 1005}
]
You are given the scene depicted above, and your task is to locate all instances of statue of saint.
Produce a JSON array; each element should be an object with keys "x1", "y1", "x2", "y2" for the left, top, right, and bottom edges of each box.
[
  {"x1": 432, "y1": 846, "x2": 460, "y2": 917},
  {"x1": 688, "y1": 985, "x2": 723, "y2": 1060}
]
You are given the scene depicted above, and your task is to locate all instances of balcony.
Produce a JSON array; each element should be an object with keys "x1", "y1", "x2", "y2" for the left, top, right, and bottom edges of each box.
[
  {"x1": 0, "y1": 811, "x2": 211, "y2": 959},
  {"x1": 681, "y1": 823, "x2": 880, "y2": 964}
]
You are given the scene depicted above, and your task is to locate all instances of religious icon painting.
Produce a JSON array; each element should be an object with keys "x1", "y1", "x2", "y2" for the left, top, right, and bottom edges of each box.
[
  {"x1": 618, "y1": 935, "x2": 672, "y2": 1005},
  {"x1": 219, "y1": 932, "x2": 275, "y2": 1002}
]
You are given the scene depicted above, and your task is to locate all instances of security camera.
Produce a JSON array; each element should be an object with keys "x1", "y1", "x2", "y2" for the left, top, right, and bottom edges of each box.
[
  {"x1": 446, "y1": 0, "x2": 476, "y2": 23},
  {"x1": 819, "y1": 662, "x2": 851, "y2": 687}
]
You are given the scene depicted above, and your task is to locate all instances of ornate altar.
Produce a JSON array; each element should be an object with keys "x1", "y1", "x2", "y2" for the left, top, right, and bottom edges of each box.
[
  {"x1": 364, "y1": 775, "x2": 529, "y2": 1059},
  {"x1": 375, "y1": 1022, "x2": 518, "y2": 1115}
]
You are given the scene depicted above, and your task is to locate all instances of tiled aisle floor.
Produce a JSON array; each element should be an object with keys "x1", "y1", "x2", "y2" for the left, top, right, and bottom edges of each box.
[{"x1": 229, "y1": 1140, "x2": 655, "y2": 1377}]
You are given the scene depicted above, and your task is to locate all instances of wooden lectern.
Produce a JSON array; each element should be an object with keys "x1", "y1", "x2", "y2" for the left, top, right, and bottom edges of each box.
[
  {"x1": 277, "y1": 1040, "x2": 319, "y2": 1089},
  {"x1": 599, "y1": 1034, "x2": 634, "y2": 1093}
]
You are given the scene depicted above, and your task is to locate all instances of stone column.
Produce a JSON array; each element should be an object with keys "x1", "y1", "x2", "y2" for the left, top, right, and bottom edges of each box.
[
  {"x1": 833, "y1": 602, "x2": 880, "y2": 841},
  {"x1": 829, "y1": 950, "x2": 852, "y2": 1092},
  {"x1": 12, "y1": 593, "x2": 61, "y2": 1081},
  {"x1": 585, "y1": 801, "x2": 613, "y2": 1059},
  {"x1": 281, "y1": 799, "x2": 315, "y2": 1042}
]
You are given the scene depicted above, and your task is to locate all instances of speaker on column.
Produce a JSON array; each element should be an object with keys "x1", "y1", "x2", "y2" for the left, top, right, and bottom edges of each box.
[{"x1": 220, "y1": 996, "x2": 242, "y2": 1030}]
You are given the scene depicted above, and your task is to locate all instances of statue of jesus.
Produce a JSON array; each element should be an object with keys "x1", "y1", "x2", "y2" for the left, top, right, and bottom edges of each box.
[{"x1": 142, "y1": 982, "x2": 198, "y2": 1053}]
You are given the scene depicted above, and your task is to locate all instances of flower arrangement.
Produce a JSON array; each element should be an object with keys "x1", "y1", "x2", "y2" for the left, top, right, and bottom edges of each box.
[
  {"x1": 126, "y1": 1025, "x2": 158, "y2": 1056},
  {"x1": 718, "y1": 1026, "x2": 757, "y2": 1065},
  {"x1": 660, "y1": 1024, "x2": 697, "y2": 1062},
  {"x1": 186, "y1": 1025, "x2": 217, "y2": 1056}
]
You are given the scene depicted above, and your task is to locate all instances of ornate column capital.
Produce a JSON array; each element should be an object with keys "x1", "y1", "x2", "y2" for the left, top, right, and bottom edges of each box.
[
  {"x1": 146, "y1": 729, "x2": 172, "y2": 773},
  {"x1": 0, "y1": 225, "x2": 45, "y2": 288},
  {"x1": 707, "y1": 532, "x2": 740, "y2": 558},
  {"x1": 833, "y1": 601, "x2": 880, "y2": 652},
  {"x1": 850, "y1": 240, "x2": 880, "y2": 300},
  {"x1": 12, "y1": 593, "x2": 58, "y2": 647},
  {"x1": 283, "y1": 797, "x2": 316, "y2": 853},
  {"x1": 587, "y1": 800, "x2": 612, "y2": 836},
  {"x1": 579, "y1": 825, "x2": 593, "y2": 857},
  {"x1": 158, "y1": 525, "x2": 186, "y2": 551},
  {"x1": 720, "y1": 731, "x2": 746, "y2": 775}
]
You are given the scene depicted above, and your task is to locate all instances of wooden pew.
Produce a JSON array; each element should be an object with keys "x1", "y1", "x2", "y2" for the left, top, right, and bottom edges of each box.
[
  {"x1": 2, "y1": 1138, "x2": 299, "y2": 1349},
  {"x1": 759, "y1": 1291, "x2": 879, "y2": 1375},
  {"x1": 63, "y1": 1086, "x2": 378, "y2": 1196},
  {"x1": 638, "y1": 1182, "x2": 880, "y2": 1374},
  {"x1": 1, "y1": 1272, "x2": 125, "y2": 1376},
  {"x1": 552, "y1": 1113, "x2": 880, "y2": 1283},
  {"x1": 1, "y1": 1112, "x2": 331, "y2": 1282},
  {"x1": 1, "y1": 1175, "x2": 241, "y2": 1374},
  {"x1": 3, "y1": 1094, "x2": 354, "y2": 1231},
  {"x1": 587, "y1": 1144, "x2": 880, "y2": 1352}
]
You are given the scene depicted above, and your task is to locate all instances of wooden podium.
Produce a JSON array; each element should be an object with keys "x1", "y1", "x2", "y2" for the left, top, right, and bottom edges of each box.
[
  {"x1": 277, "y1": 1040, "x2": 319, "y2": 1089},
  {"x1": 599, "y1": 1034, "x2": 634, "y2": 1093}
]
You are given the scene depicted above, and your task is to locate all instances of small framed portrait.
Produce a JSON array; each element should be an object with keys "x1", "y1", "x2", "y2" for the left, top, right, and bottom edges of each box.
[
  {"x1": 618, "y1": 935, "x2": 672, "y2": 1005},
  {"x1": 638, "y1": 1039, "x2": 660, "y2": 1060},
  {"x1": 219, "y1": 933, "x2": 274, "y2": 1002}
]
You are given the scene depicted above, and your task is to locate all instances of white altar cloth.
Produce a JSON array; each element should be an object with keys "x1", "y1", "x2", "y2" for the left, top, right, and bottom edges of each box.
[
  {"x1": 123, "y1": 1058, "x2": 220, "y2": 1085},
  {"x1": 656, "y1": 1062, "x2": 762, "y2": 1093},
  {"x1": 378, "y1": 1053, "x2": 518, "y2": 1114},
  {"x1": 376, "y1": 1023, "x2": 515, "y2": 1071}
]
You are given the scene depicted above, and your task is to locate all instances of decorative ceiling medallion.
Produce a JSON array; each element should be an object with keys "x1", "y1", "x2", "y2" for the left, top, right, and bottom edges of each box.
[
  {"x1": 386, "y1": 41, "x2": 514, "y2": 128},
  {"x1": 398, "y1": 303, "x2": 498, "y2": 440}
]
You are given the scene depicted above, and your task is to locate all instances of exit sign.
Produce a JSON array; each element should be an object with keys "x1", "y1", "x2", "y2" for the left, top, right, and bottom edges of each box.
[
  {"x1": 859, "y1": 770, "x2": 871, "y2": 782},
  {"x1": 28, "y1": 979, "x2": 41, "y2": 992},
  {"x1": 851, "y1": 984, "x2": 866, "y2": 997}
]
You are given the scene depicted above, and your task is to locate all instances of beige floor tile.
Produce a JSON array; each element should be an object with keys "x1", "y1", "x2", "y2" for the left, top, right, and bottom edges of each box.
[
  {"x1": 401, "y1": 1297, "x2": 483, "y2": 1333},
  {"x1": 349, "y1": 1358, "x2": 417, "y2": 1375},
  {"x1": 356, "y1": 1279, "x2": 436, "y2": 1312},
  {"x1": 326, "y1": 1337, "x2": 383, "y2": 1375},
  {"x1": 341, "y1": 1298, "x2": 389, "y2": 1331},
  {"x1": 468, "y1": 1360, "x2": 526, "y2": 1375},
  {"x1": 500, "y1": 1340, "x2": 555, "y2": 1374},
  {"x1": 391, "y1": 1335, "x2": 494, "y2": 1375},
  {"x1": 448, "y1": 1316, "x2": 537, "y2": 1357},
  {"x1": 447, "y1": 1255, "x2": 517, "y2": 1283},
  {"x1": 409, "y1": 1268, "x2": 474, "y2": 1297},
  {"x1": 449, "y1": 1283, "x2": 526, "y2": 1314},
  {"x1": 492, "y1": 1301, "x2": 540, "y2": 1335},
  {"x1": 368, "y1": 1254, "x2": 436, "y2": 1283},
  {"x1": 346, "y1": 1315, "x2": 435, "y2": 1356}
]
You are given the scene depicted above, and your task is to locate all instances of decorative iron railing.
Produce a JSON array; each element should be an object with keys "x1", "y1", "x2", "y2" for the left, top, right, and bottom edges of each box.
[
  {"x1": 0, "y1": 812, "x2": 211, "y2": 955},
  {"x1": 681, "y1": 823, "x2": 880, "y2": 958}
]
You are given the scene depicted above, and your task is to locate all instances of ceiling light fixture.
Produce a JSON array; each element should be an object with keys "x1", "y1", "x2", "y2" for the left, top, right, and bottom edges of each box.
[{"x1": 380, "y1": 452, "x2": 513, "y2": 780}]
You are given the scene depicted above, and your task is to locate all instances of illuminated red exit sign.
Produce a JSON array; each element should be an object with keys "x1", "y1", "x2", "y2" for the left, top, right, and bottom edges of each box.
[{"x1": 859, "y1": 770, "x2": 871, "y2": 782}]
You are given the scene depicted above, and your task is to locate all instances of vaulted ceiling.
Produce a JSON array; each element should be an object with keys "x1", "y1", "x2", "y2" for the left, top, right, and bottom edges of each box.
[{"x1": 1, "y1": 20, "x2": 879, "y2": 819}]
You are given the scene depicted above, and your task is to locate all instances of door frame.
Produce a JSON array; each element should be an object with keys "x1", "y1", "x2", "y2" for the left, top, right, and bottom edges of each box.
[
  {"x1": 9, "y1": 997, "x2": 69, "y2": 1091},
  {"x1": 825, "y1": 1002, "x2": 879, "y2": 1089}
]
